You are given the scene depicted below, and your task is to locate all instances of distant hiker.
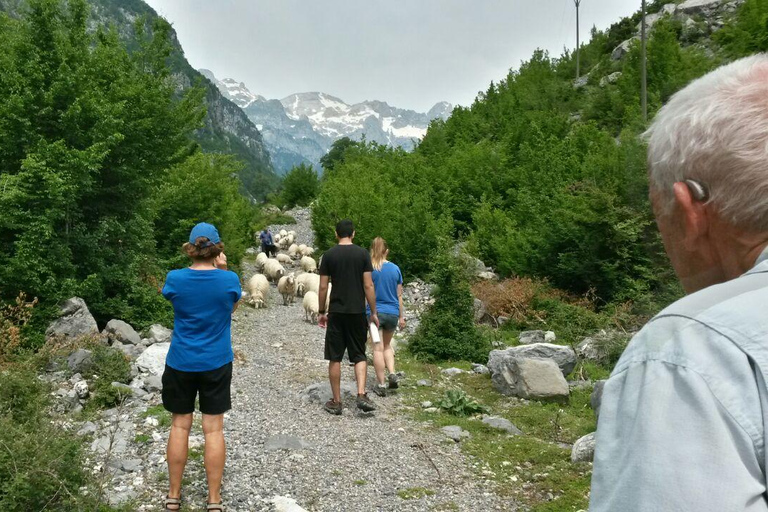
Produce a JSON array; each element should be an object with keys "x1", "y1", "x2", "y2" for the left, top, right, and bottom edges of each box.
[
  {"x1": 259, "y1": 228, "x2": 277, "y2": 257},
  {"x1": 318, "y1": 219, "x2": 379, "y2": 415},
  {"x1": 160, "y1": 223, "x2": 240, "y2": 512},
  {"x1": 590, "y1": 55, "x2": 768, "y2": 511},
  {"x1": 368, "y1": 237, "x2": 405, "y2": 397}
]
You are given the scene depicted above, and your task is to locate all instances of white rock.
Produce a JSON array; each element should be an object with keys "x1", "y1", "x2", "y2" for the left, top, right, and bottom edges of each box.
[{"x1": 135, "y1": 342, "x2": 170, "y2": 376}]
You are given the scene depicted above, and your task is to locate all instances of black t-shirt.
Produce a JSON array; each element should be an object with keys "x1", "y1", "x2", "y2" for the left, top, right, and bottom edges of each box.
[{"x1": 318, "y1": 244, "x2": 373, "y2": 314}]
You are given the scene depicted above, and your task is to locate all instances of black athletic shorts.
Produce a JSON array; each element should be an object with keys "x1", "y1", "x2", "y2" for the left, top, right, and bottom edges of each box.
[
  {"x1": 325, "y1": 313, "x2": 368, "y2": 363},
  {"x1": 161, "y1": 362, "x2": 232, "y2": 415}
]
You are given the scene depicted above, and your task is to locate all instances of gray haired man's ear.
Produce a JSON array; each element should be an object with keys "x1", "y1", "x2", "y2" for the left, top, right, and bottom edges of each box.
[{"x1": 684, "y1": 179, "x2": 709, "y2": 202}]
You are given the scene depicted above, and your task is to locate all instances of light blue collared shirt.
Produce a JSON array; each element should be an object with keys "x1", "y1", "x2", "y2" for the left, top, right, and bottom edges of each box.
[{"x1": 590, "y1": 250, "x2": 768, "y2": 511}]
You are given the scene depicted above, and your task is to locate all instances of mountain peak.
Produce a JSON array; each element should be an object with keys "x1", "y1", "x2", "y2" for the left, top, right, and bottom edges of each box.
[{"x1": 199, "y1": 69, "x2": 264, "y2": 108}]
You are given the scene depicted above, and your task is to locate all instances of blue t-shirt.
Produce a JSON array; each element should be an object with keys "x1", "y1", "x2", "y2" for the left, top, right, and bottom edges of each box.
[
  {"x1": 161, "y1": 268, "x2": 241, "y2": 372},
  {"x1": 367, "y1": 261, "x2": 403, "y2": 316}
]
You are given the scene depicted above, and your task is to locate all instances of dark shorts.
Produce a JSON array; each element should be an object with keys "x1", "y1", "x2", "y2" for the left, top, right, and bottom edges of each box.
[
  {"x1": 161, "y1": 362, "x2": 233, "y2": 415},
  {"x1": 325, "y1": 313, "x2": 368, "y2": 363},
  {"x1": 372, "y1": 313, "x2": 399, "y2": 333}
]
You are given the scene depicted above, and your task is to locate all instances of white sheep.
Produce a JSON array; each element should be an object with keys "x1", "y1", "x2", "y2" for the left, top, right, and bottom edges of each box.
[
  {"x1": 279, "y1": 229, "x2": 288, "y2": 238},
  {"x1": 301, "y1": 246, "x2": 315, "y2": 258},
  {"x1": 303, "y1": 291, "x2": 319, "y2": 323},
  {"x1": 246, "y1": 274, "x2": 270, "y2": 308},
  {"x1": 295, "y1": 273, "x2": 320, "y2": 297},
  {"x1": 274, "y1": 233, "x2": 282, "y2": 246},
  {"x1": 285, "y1": 233, "x2": 295, "y2": 246},
  {"x1": 262, "y1": 259, "x2": 286, "y2": 283},
  {"x1": 288, "y1": 230, "x2": 296, "y2": 238},
  {"x1": 288, "y1": 244, "x2": 299, "y2": 258},
  {"x1": 298, "y1": 244, "x2": 307, "y2": 254},
  {"x1": 300, "y1": 256, "x2": 317, "y2": 273},
  {"x1": 255, "y1": 252, "x2": 268, "y2": 270},
  {"x1": 277, "y1": 253, "x2": 293, "y2": 265},
  {"x1": 277, "y1": 274, "x2": 297, "y2": 305}
]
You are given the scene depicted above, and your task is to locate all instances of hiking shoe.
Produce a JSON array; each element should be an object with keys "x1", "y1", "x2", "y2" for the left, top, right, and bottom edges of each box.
[
  {"x1": 324, "y1": 399, "x2": 342, "y2": 415},
  {"x1": 387, "y1": 373, "x2": 400, "y2": 389},
  {"x1": 372, "y1": 384, "x2": 388, "y2": 397},
  {"x1": 356, "y1": 393, "x2": 377, "y2": 412}
]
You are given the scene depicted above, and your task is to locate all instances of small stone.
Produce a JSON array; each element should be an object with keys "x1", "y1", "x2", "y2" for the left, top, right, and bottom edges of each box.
[
  {"x1": 416, "y1": 379, "x2": 433, "y2": 387},
  {"x1": 441, "y1": 367, "x2": 464, "y2": 377},
  {"x1": 571, "y1": 432, "x2": 597, "y2": 463},
  {"x1": 146, "y1": 324, "x2": 172, "y2": 345},
  {"x1": 518, "y1": 330, "x2": 546, "y2": 345},
  {"x1": 424, "y1": 407, "x2": 440, "y2": 413},
  {"x1": 144, "y1": 417, "x2": 159, "y2": 427},
  {"x1": 481, "y1": 416, "x2": 523, "y2": 435},
  {"x1": 421, "y1": 401, "x2": 433, "y2": 409},
  {"x1": 143, "y1": 374, "x2": 163, "y2": 393},
  {"x1": 441, "y1": 425, "x2": 470, "y2": 442},
  {"x1": 471, "y1": 363, "x2": 490, "y2": 375},
  {"x1": 74, "y1": 380, "x2": 89, "y2": 399}
]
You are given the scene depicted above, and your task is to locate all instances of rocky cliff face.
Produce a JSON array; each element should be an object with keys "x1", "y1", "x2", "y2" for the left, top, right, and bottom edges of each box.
[
  {"x1": 0, "y1": 0, "x2": 279, "y2": 200},
  {"x1": 202, "y1": 70, "x2": 453, "y2": 175}
]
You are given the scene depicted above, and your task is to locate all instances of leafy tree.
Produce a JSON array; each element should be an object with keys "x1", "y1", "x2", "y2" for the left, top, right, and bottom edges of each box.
[
  {"x1": 409, "y1": 240, "x2": 488, "y2": 362},
  {"x1": 319, "y1": 137, "x2": 360, "y2": 174},
  {"x1": 715, "y1": 0, "x2": 768, "y2": 57},
  {"x1": 280, "y1": 163, "x2": 320, "y2": 208},
  {"x1": 0, "y1": 0, "x2": 256, "y2": 336}
]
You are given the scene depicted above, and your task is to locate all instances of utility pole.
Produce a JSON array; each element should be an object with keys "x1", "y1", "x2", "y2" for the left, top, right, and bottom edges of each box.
[
  {"x1": 641, "y1": 0, "x2": 648, "y2": 122},
  {"x1": 574, "y1": 0, "x2": 582, "y2": 80}
]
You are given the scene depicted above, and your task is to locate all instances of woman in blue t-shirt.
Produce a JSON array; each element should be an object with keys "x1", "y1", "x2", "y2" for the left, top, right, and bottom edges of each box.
[
  {"x1": 368, "y1": 237, "x2": 405, "y2": 397},
  {"x1": 160, "y1": 223, "x2": 240, "y2": 512}
]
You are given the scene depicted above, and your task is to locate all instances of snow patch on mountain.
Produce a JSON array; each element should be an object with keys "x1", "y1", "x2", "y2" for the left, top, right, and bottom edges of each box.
[{"x1": 200, "y1": 70, "x2": 452, "y2": 175}]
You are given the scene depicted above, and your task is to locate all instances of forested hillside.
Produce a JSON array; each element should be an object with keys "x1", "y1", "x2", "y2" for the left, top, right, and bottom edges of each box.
[
  {"x1": 0, "y1": 0, "x2": 260, "y2": 342},
  {"x1": 0, "y1": 0, "x2": 279, "y2": 200},
  {"x1": 313, "y1": 0, "x2": 766, "y2": 311}
]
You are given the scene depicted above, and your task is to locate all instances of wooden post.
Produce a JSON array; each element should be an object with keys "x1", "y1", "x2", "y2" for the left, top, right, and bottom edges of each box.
[
  {"x1": 575, "y1": 0, "x2": 582, "y2": 80},
  {"x1": 641, "y1": 0, "x2": 648, "y2": 122}
]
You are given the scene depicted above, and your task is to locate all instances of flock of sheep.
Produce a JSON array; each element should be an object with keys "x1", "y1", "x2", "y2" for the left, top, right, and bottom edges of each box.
[{"x1": 244, "y1": 229, "x2": 329, "y2": 323}]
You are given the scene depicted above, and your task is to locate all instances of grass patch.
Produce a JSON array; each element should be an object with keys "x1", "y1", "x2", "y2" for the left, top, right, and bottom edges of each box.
[
  {"x1": 143, "y1": 404, "x2": 172, "y2": 428},
  {"x1": 134, "y1": 434, "x2": 150, "y2": 444},
  {"x1": 353, "y1": 479, "x2": 367, "y2": 486},
  {"x1": 396, "y1": 349, "x2": 597, "y2": 510},
  {"x1": 188, "y1": 447, "x2": 203, "y2": 461},
  {"x1": 397, "y1": 487, "x2": 436, "y2": 500}
]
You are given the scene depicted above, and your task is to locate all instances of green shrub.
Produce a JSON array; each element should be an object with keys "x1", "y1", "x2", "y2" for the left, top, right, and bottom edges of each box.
[
  {"x1": 409, "y1": 241, "x2": 489, "y2": 362},
  {"x1": 279, "y1": 163, "x2": 320, "y2": 208},
  {"x1": 88, "y1": 345, "x2": 132, "y2": 409},
  {"x1": 437, "y1": 389, "x2": 489, "y2": 417}
]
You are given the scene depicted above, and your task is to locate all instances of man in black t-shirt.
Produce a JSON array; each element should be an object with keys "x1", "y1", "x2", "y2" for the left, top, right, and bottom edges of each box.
[{"x1": 318, "y1": 219, "x2": 380, "y2": 415}]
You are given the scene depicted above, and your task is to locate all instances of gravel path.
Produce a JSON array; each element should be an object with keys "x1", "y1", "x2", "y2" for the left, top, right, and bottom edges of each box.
[{"x1": 90, "y1": 208, "x2": 511, "y2": 511}]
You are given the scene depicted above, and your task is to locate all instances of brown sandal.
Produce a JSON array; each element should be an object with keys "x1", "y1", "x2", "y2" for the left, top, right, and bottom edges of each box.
[{"x1": 163, "y1": 496, "x2": 181, "y2": 511}]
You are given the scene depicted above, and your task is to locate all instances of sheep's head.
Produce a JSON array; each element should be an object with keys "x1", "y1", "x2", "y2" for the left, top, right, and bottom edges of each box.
[
  {"x1": 287, "y1": 274, "x2": 295, "y2": 285},
  {"x1": 277, "y1": 268, "x2": 285, "y2": 278},
  {"x1": 297, "y1": 282, "x2": 305, "y2": 295}
]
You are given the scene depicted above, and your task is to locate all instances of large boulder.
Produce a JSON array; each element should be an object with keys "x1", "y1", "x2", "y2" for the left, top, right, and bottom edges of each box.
[
  {"x1": 571, "y1": 432, "x2": 597, "y2": 463},
  {"x1": 611, "y1": 38, "x2": 636, "y2": 61},
  {"x1": 46, "y1": 297, "x2": 98, "y2": 340},
  {"x1": 473, "y1": 299, "x2": 488, "y2": 323},
  {"x1": 492, "y1": 343, "x2": 576, "y2": 377},
  {"x1": 135, "y1": 342, "x2": 170, "y2": 376},
  {"x1": 678, "y1": 0, "x2": 724, "y2": 14},
  {"x1": 299, "y1": 381, "x2": 357, "y2": 403},
  {"x1": 146, "y1": 324, "x2": 172, "y2": 345},
  {"x1": 67, "y1": 348, "x2": 94, "y2": 374},
  {"x1": 104, "y1": 319, "x2": 141, "y2": 346},
  {"x1": 488, "y1": 354, "x2": 569, "y2": 402},
  {"x1": 452, "y1": 242, "x2": 490, "y2": 278}
]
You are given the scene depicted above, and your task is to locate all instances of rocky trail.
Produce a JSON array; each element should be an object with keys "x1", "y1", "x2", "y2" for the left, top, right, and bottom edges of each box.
[{"x1": 75, "y1": 208, "x2": 509, "y2": 511}]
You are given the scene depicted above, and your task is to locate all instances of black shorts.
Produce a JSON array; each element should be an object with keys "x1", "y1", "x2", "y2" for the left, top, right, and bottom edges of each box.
[
  {"x1": 161, "y1": 362, "x2": 233, "y2": 415},
  {"x1": 325, "y1": 313, "x2": 368, "y2": 363}
]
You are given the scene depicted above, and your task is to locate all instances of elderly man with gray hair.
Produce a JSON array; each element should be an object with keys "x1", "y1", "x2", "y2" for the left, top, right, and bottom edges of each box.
[{"x1": 590, "y1": 54, "x2": 768, "y2": 511}]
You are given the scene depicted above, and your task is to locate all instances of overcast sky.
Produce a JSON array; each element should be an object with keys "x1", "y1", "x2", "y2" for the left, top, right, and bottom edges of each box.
[{"x1": 144, "y1": 0, "x2": 640, "y2": 112}]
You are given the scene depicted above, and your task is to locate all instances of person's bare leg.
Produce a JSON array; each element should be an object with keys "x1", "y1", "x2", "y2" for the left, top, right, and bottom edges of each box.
[
  {"x1": 372, "y1": 336, "x2": 386, "y2": 386},
  {"x1": 382, "y1": 330, "x2": 396, "y2": 374},
  {"x1": 329, "y1": 361, "x2": 342, "y2": 402},
  {"x1": 354, "y1": 360, "x2": 367, "y2": 395},
  {"x1": 167, "y1": 413, "x2": 193, "y2": 507},
  {"x1": 202, "y1": 413, "x2": 225, "y2": 505}
]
